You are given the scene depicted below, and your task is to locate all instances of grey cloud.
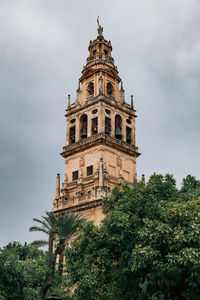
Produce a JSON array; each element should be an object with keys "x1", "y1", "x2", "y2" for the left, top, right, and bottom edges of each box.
[{"x1": 0, "y1": 0, "x2": 199, "y2": 246}]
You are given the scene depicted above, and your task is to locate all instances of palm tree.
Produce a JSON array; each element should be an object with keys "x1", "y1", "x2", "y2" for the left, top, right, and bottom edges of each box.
[{"x1": 29, "y1": 211, "x2": 82, "y2": 300}]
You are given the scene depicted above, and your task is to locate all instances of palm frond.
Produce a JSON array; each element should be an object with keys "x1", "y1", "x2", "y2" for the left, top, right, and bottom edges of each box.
[
  {"x1": 30, "y1": 211, "x2": 83, "y2": 253},
  {"x1": 32, "y1": 217, "x2": 51, "y2": 231},
  {"x1": 29, "y1": 239, "x2": 48, "y2": 248},
  {"x1": 45, "y1": 211, "x2": 57, "y2": 221},
  {"x1": 32, "y1": 218, "x2": 46, "y2": 225},
  {"x1": 57, "y1": 212, "x2": 83, "y2": 244},
  {"x1": 29, "y1": 226, "x2": 49, "y2": 235}
]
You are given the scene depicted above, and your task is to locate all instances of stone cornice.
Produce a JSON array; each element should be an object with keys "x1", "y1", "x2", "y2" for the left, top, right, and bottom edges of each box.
[
  {"x1": 53, "y1": 198, "x2": 102, "y2": 214},
  {"x1": 65, "y1": 95, "x2": 137, "y2": 118},
  {"x1": 61, "y1": 133, "x2": 141, "y2": 158},
  {"x1": 80, "y1": 66, "x2": 120, "y2": 82}
]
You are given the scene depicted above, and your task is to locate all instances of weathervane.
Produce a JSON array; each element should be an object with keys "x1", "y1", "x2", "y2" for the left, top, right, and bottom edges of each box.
[
  {"x1": 97, "y1": 16, "x2": 103, "y2": 36},
  {"x1": 97, "y1": 16, "x2": 100, "y2": 27}
]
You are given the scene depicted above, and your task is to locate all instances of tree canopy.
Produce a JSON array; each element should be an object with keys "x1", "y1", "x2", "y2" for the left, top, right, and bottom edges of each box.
[
  {"x1": 64, "y1": 174, "x2": 200, "y2": 300},
  {"x1": 0, "y1": 242, "x2": 45, "y2": 300}
]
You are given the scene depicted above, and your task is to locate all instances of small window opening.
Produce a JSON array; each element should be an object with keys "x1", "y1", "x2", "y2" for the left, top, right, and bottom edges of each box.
[
  {"x1": 88, "y1": 190, "x2": 91, "y2": 199},
  {"x1": 92, "y1": 117, "x2": 98, "y2": 135},
  {"x1": 87, "y1": 165, "x2": 93, "y2": 176},
  {"x1": 87, "y1": 82, "x2": 94, "y2": 96},
  {"x1": 107, "y1": 82, "x2": 114, "y2": 96},
  {"x1": 104, "y1": 50, "x2": 108, "y2": 55},
  {"x1": 93, "y1": 50, "x2": 96, "y2": 55},
  {"x1": 105, "y1": 117, "x2": 111, "y2": 135},
  {"x1": 126, "y1": 127, "x2": 132, "y2": 144},
  {"x1": 72, "y1": 171, "x2": 78, "y2": 181},
  {"x1": 70, "y1": 126, "x2": 75, "y2": 144},
  {"x1": 115, "y1": 115, "x2": 122, "y2": 139}
]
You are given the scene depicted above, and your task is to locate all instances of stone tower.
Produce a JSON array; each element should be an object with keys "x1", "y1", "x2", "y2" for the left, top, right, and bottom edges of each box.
[{"x1": 53, "y1": 24, "x2": 140, "y2": 224}]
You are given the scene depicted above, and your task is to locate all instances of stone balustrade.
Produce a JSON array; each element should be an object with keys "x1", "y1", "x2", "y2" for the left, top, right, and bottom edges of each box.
[{"x1": 63, "y1": 132, "x2": 138, "y2": 153}]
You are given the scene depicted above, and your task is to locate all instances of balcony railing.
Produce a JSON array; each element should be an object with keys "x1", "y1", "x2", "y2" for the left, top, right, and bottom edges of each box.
[
  {"x1": 86, "y1": 54, "x2": 114, "y2": 64},
  {"x1": 63, "y1": 132, "x2": 138, "y2": 153},
  {"x1": 53, "y1": 188, "x2": 110, "y2": 210}
]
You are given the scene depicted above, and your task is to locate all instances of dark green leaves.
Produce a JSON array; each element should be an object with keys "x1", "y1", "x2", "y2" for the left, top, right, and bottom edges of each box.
[{"x1": 65, "y1": 173, "x2": 200, "y2": 299}]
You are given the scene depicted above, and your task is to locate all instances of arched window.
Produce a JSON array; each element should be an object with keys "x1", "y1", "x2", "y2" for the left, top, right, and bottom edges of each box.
[
  {"x1": 107, "y1": 82, "x2": 114, "y2": 96},
  {"x1": 115, "y1": 115, "x2": 122, "y2": 139},
  {"x1": 80, "y1": 114, "x2": 88, "y2": 139},
  {"x1": 87, "y1": 82, "x2": 94, "y2": 96}
]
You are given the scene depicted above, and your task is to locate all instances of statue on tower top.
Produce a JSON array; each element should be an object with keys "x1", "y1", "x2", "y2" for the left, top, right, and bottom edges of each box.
[{"x1": 97, "y1": 16, "x2": 103, "y2": 36}]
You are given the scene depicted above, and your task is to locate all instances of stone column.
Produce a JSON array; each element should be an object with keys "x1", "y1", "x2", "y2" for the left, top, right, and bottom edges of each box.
[
  {"x1": 98, "y1": 104, "x2": 103, "y2": 133},
  {"x1": 111, "y1": 113, "x2": 115, "y2": 137},
  {"x1": 94, "y1": 75, "x2": 98, "y2": 96},
  {"x1": 99, "y1": 158, "x2": 104, "y2": 187},
  {"x1": 64, "y1": 159, "x2": 68, "y2": 182},
  {"x1": 68, "y1": 94, "x2": 71, "y2": 109},
  {"x1": 55, "y1": 173, "x2": 60, "y2": 200},
  {"x1": 75, "y1": 116, "x2": 80, "y2": 142},
  {"x1": 66, "y1": 120, "x2": 70, "y2": 146},
  {"x1": 88, "y1": 113, "x2": 92, "y2": 137},
  {"x1": 133, "y1": 119, "x2": 135, "y2": 145},
  {"x1": 122, "y1": 115, "x2": 126, "y2": 142},
  {"x1": 98, "y1": 72, "x2": 103, "y2": 95}
]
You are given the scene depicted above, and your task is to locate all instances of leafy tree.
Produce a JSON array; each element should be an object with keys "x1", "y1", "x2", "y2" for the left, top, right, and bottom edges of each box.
[
  {"x1": 29, "y1": 211, "x2": 82, "y2": 300},
  {"x1": 64, "y1": 174, "x2": 200, "y2": 300},
  {"x1": 180, "y1": 174, "x2": 200, "y2": 201},
  {"x1": 0, "y1": 242, "x2": 45, "y2": 300}
]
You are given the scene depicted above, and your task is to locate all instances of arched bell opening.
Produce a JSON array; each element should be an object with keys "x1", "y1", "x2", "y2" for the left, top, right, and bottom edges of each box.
[
  {"x1": 80, "y1": 114, "x2": 88, "y2": 139},
  {"x1": 107, "y1": 82, "x2": 114, "y2": 97},
  {"x1": 92, "y1": 117, "x2": 98, "y2": 135},
  {"x1": 87, "y1": 82, "x2": 94, "y2": 96},
  {"x1": 126, "y1": 127, "x2": 132, "y2": 144},
  {"x1": 105, "y1": 117, "x2": 111, "y2": 135},
  {"x1": 70, "y1": 126, "x2": 76, "y2": 144},
  {"x1": 115, "y1": 115, "x2": 122, "y2": 139}
]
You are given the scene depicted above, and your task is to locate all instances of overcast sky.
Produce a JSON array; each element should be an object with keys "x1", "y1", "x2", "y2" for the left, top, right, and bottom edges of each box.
[{"x1": 0, "y1": 0, "x2": 200, "y2": 247}]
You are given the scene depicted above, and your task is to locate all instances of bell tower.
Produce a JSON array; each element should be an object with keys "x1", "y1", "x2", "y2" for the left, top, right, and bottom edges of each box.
[{"x1": 53, "y1": 23, "x2": 140, "y2": 224}]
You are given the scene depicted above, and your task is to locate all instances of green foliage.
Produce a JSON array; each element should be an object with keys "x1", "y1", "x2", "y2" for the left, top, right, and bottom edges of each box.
[
  {"x1": 64, "y1": 174, "x2": 200, "y2": 299},
  {"x1": 29, "y1": 211, "x2": 83, "y2": 300},
  {"x1": 29, "y1": 211, "x2": 82, "y2": 254},
  {"x1": 0, "y1": 242, "x2": 45, "y2": 300},
  {"x1": 180, "y1": 174, "x2": 200, "y2": 201}
]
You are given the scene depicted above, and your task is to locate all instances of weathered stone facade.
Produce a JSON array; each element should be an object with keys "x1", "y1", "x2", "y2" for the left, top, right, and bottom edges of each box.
[{"x1": 53, "y1": 25, "x2": 140, "y2": 225}]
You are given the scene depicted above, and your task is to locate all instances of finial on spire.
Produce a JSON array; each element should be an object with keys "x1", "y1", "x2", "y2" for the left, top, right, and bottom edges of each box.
[
  {"x1": 131, "y1": 95, "x2": 134, "y2": 109},
  {"x1": 97, "y1": 16, "x2": 103, "y2": 36},
  {"x1": 68, "y1": 94, "x2": 71, "y2": 108}
]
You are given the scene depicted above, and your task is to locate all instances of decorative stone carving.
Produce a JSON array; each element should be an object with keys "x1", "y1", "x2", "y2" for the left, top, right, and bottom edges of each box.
[
  {"x1": 79, "y1": 156, "x2": 85, "y2": 167},
  {"x1": 116, "y1": 156, "x2": 122, "y2": 167},
  {"x1": 98, "y1": 72, "x2": 103, "y2": 95}
]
